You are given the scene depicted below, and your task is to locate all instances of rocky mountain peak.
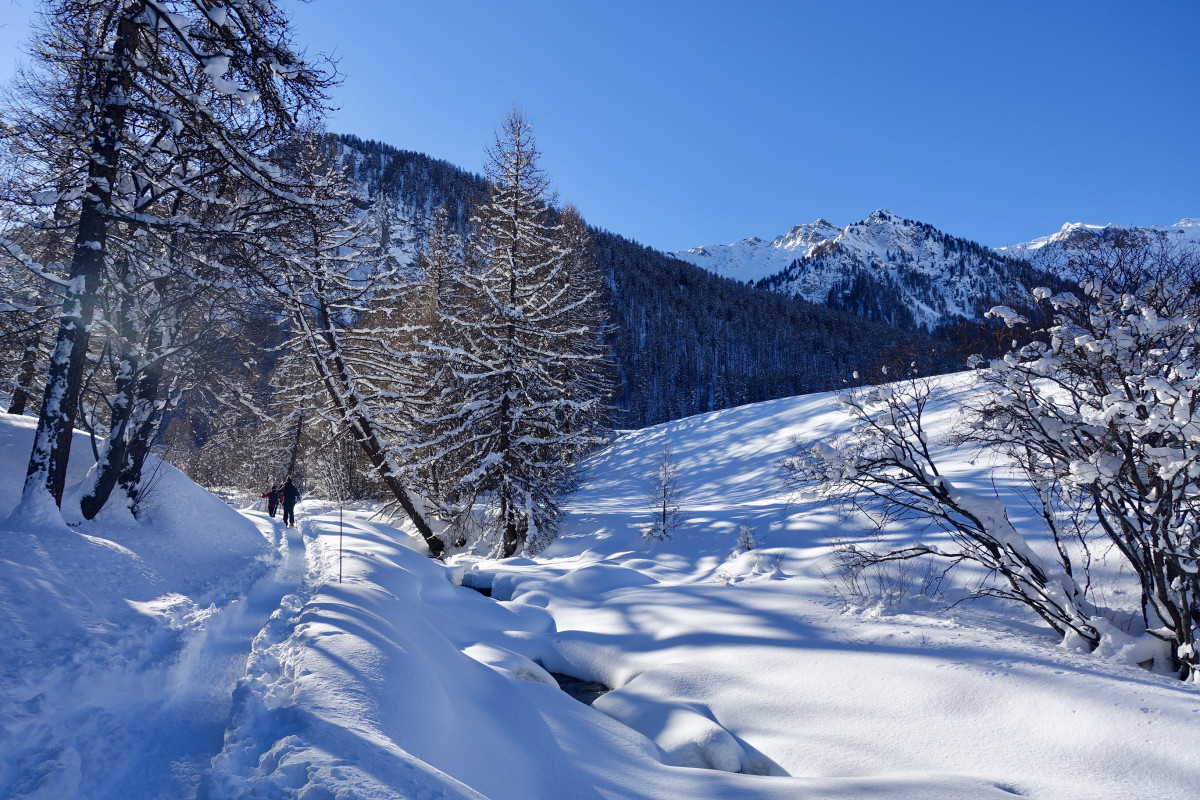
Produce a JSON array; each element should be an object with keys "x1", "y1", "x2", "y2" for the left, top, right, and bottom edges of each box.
[{"x1": 676, "y1": 210, "x2": 1046, "y2": 330}]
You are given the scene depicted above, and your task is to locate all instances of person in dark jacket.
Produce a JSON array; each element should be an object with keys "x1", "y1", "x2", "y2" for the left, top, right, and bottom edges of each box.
[{"x1": 281, "y1": 476, "x2": 300, "y2": 528}]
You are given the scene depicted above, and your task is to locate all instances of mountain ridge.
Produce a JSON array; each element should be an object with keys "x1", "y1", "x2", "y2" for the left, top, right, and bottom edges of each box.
[
  {"x1": 998, "y1": 218, "x2": 1200, "y2": 276},
  {"x1": 674, "y1": 212, "x2": 1198, "y2": 331},
  {"x1": 675, "y1": 210, "x2": 1054, "y2": 330}
]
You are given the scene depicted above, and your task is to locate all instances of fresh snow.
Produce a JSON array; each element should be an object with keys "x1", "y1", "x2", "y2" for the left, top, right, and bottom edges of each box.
[{"x1": 3, "y1": 376, "x2": 1200, "y2": 799}]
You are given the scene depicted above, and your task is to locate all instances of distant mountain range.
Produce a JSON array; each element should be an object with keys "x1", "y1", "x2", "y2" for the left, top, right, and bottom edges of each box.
[
  {"x1": 998, "y1": 218, "x2": 1200, "y2": 276},
  {"x1": 675, "y1": 212, "x2": 1198, "y2": 330}
]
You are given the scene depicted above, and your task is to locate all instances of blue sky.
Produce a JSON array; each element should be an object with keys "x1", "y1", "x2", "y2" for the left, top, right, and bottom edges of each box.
[{"x1": 1, "y1": 1, "x2": 1196, "y2": 252}]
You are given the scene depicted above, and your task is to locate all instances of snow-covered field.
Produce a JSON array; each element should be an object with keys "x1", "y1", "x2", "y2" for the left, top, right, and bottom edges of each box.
[{"x1": 3, "y1": 377, "x2": 1199, "y2": 799}]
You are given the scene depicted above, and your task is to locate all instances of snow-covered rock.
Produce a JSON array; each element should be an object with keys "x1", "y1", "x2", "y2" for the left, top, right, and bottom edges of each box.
[{"x1": 677, "y1": 218, "x2": 843, "y2": 284}]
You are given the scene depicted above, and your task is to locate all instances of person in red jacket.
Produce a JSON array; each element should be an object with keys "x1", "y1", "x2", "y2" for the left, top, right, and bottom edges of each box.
[{"x1": 261, "y1": 486, "x2": 280, "y2": 518}]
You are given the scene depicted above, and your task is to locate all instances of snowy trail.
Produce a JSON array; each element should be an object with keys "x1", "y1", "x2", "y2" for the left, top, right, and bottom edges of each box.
[
  {"x1": 86, "y1": 514, "x2": 308, "y2": 800},
  {"x1": 143, "y1": 515, "x2": 309, "y2": 791},
  {"x1": 0, "y1": 502, "x2": 307, "y2": 800},
  {"x1": 132, "y1": 516, "x2": 309, "y2": 796}
]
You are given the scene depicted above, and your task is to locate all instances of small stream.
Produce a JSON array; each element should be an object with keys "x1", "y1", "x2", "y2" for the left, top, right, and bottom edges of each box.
[
  {"x1": 550, "y1": 672, "x2": 611, "y2": 705},
  {"x1": 460, "y1": 572, "x2": 611, "y2": 705}
]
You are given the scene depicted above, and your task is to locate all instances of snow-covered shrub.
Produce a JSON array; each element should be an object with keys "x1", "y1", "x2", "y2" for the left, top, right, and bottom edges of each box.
[
  {"x1": 822, "y1": 540, "x2": 948, "y2": 611},
  {"x1": 734, "y1": 522, "x2": 758, "y2": 554},
  {"x1": 791, "y1": 241, "x2": 1200, "y2": 680},
  {"x1": 974, "y1": 243, "x2": 1200, "y2": 680},
  {"x1": 715, "y1": 522, "x2": 777, "y2": 584},
  {"x1": 785, "y1": 374, "x2": 1097, "y2": 647}
]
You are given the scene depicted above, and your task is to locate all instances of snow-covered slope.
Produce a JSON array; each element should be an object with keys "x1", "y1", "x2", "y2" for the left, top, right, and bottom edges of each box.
[
  {"x1": 675, "y1": 211, "x2": 1046, "y2": 330},
  {"x1": 4, "y1": 377, "x2": 1199, "y2": 799},
  {"x1": 999, "y1": 218, "x2": 1200, "y2": 274}
]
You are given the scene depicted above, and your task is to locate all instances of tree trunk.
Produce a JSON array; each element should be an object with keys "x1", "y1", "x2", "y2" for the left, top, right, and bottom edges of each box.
[
  {"x1": 78, "y1": 351, "x2": 167, "y2": 519},
  {"x1": 7, "y1": 334, "x2": 41, "y2": 416},
  {"x1": 23, "y1": 8, "x2": 138, "y2": 507},
  {"x1": 79, "y1": 355, "x2": 139, "y2": 519},
  {"x1": 116, "y1": 359, "x2": 166, "y2": 511},
  {"x1": 297, "y1": 300, "x2": 445, "y2": 558},
  {"x1": 25, "y1": 203, "x2": 108, "y2": 505}
]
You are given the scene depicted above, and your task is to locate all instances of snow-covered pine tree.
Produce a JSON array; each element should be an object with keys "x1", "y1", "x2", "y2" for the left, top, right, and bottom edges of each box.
[
  {"x1": 402, "y1": 206, "x2": 475, "y2": 518},
  {"x1": 0, "y1": 0, "x2": 334, "y2": 518},
  {"x1": 264, "y1": 134, "x2": 446, "y2": 558},
  {"x1": 450, "y1": 110, "x2": 610, "y2": 556}
]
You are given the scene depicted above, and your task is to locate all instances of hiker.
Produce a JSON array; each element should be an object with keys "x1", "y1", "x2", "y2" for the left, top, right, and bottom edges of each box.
[
  {"x1": 281, "y1": 476, "x2": 300, "y2": 528},
  {"x1": 261, "y1": 486, "x2": 280, "y2": 518}
]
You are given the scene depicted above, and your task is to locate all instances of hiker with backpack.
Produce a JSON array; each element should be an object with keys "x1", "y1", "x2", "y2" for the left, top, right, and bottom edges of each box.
[{"x1": 281, "y1": 476, "x2": 300, "y2": 528}]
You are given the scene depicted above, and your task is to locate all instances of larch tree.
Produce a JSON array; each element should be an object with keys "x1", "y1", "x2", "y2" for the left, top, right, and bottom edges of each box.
[
  {"x1": 262, "y1": 135, "x2": 447, "y2": 558},
  {"x1": 645, "y1": 444, "x2": 684, "y2": 543},
  {"x1": 450, "y1": 110, "x2": 611, "y2": 557}
]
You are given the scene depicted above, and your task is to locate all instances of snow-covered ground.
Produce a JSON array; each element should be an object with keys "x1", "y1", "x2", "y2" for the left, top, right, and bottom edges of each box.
[{"x1": 3, "y1": 376, "x2": 1199, "y2": 799}]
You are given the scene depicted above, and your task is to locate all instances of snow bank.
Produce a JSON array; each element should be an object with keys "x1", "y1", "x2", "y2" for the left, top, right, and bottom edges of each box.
[
  {"x1": 206, "y1": 504, "x2": 1018, "y2": 800},
  {"x1": 468, "y1": 383, "x2": 1200, "y2": 799},
  {"x1": 0, "y1": 413, "x2": 271, "y2": 799}
]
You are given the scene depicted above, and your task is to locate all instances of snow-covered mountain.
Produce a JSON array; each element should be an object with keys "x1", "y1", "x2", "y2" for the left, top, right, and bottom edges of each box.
[
  {"x1": 677, "y1": 218, "x2": 845, "y2": 285},
  {"x1": 675, "y1": 210, "x2": 1049, "y2": 330},
  {"x1": 999, "y1": 218, "x2": 1200, "y2": 274}
]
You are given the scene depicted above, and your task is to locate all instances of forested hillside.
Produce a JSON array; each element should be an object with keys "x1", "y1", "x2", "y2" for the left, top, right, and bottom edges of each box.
[
  {"x1": 592, "y1": 231, "x2": 950, "y2": 426},
  {"x1": 339, "y1": 137, "x2": 957, "y2": 427}
]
